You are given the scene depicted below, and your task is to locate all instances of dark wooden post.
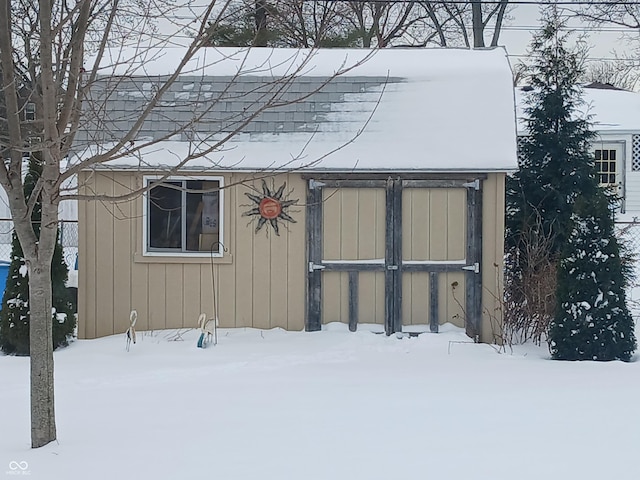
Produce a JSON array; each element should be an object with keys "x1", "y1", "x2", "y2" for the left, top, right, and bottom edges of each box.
[
  {"x1": 306, "y1": 180, "x2": 323, "y2": 331},
  {"x1": 348, "y1": 271, "x2": 358, "y2": 332},
  {"x1": 384, "y1": 177, "x2": 403, "y2": 335},
  {"x1": 429, "y1": 271, "x2": 439, "y2": 333},
  {"x1": 385, "y1": 177, "x2": 395, "y2": 336},
  {"x1": 392, "y1": 178, "x2": 403, "y2": 334},
  {"x1": 465, "y1": 179, "x2": 483, "y2": 341}
]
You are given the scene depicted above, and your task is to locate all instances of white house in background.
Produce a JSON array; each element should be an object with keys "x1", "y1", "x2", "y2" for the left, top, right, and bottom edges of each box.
[{"x1": 516, "y1": 83, "x2": 640, "y2": 214}]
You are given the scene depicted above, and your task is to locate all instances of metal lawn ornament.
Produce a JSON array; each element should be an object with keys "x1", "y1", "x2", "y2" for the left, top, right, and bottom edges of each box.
[
  {"x1": 126, "y1": 310, "x2": 137, "y2": 352},
  {"x1": 196, "y1": 313, "x2": 216, "y2": 348}
]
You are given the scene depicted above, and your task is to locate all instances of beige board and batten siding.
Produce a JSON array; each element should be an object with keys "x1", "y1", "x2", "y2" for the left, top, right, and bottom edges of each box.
[
  {"x1": 401, "y1": 186, "x2": 466, "y2": 329},
  {"x1": 321, "y1": 187, "x2": 387, "y2": 326},
  {"x1": 480, "y1": 173, "x2": 506, "y2": 343},
  {"x1": 78, "y1": 171, "x2": 506, "y2": 341},
  {"x1": 78, "y1": 170, "x2": 307, "y2": 338}
]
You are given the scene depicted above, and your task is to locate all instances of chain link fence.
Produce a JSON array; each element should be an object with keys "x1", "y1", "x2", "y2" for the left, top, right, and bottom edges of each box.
[{"x1": 0, "y1": 219, "x2": 78, "y2": 269}]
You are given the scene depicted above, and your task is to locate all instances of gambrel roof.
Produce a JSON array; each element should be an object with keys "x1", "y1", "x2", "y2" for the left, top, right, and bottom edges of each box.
[{"x1": 74, "y1": 47, "x2": 518, "y2": 173}]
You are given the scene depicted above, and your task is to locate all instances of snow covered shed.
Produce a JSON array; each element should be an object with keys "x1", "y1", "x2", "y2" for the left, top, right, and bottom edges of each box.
[
  {"x1": 517, "y1": 83, "x2": 640, "y2": 214},
  {"x1": 74, "y1": 47, "x2": 517, "y2": 342}
]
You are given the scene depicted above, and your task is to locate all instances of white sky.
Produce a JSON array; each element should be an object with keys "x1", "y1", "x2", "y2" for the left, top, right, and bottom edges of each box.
[{"x1": 499, "y1": 4, "x2": 640, "y2": 63}]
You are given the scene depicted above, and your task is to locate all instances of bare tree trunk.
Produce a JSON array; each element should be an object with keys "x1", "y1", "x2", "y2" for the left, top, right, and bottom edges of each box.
[
  {"x1": 26, "y1": 156, "x2": 59, "y2": 447},
  {"x1": 471, "y1": 0, "x2": 485, "y2": 47},
  {"x1": 9, "y1": 171, "x2": 59, "y2": 447},
  {"x1": 22, "y1": 0, "x2": 63, "y2": 448},
  {"x1": 490, "y1": 0, "x2": 509, "y2": 47},
  {"x1": 27, "y1": 244, "x2": 56, "y2": 448},
  {"x1": 255, "y1": 0, "x2": 268, "y2": 46}
]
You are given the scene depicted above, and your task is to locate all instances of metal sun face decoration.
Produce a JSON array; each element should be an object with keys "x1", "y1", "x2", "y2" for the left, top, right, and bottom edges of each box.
[{"x1": 243, "y1": 180, "x2": 298, "y2": 236}]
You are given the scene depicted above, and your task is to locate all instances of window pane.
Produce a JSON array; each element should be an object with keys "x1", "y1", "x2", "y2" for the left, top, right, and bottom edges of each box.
[
  {"x1": 610, "y1": 174, "x2": 616, "y2": 184},
  {"x1": 185, "y1": 180, "x2": 220, "y2": 253},
  {"x1": 602, "y1": 150, "x2": 609, "y2": 161},
  {"x1": 610, "y1": 150, "x2": 616, "y2": 161},
  {"x1": 185, "y1": 181, "x2": 202, "y2": 251},
  {"x1": 595, "y1": 150, "x2": 602, "y2": 160},
  {"x1": 601, "y1": 162, "x2": 609, "y2": 173},
  {"x1": 149, "y1": 182, "x2": 182, "y2": 249},
  {"x1": 610, "y1": 162, "x2": 616, "y2": 173},
  {"x1": 25, "y1": 103, "x2": 36, "y2": 121}
]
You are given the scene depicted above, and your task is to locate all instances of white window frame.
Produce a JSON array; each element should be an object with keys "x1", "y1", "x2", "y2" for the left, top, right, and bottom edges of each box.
[
  {"x1": 142, "y1": 175, "x2": 224, "y2": 257},
  {"x1": 24, "y1": 102, "x2": 36, "y2": 121},
  {"x1": 592, "y1": 140, "x2": 626, "y2": 213}
]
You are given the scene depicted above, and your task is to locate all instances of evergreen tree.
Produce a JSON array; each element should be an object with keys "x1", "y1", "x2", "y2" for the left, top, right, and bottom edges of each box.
[
  {"x1": 505, "y1": 10, "x2": 637, "y2": 359},
  {"x1": 506, "y1": 14, "x2": 598, "y2": 257},
  {"x1": 0, "y1": 155, "x2": 75, "y2": 355},
  {"x1": 550, "y1": 194, "x2": 637, "y2": 361},
  {"x1": 504, "y1": 12, "x2": 600, "y2": 343}
]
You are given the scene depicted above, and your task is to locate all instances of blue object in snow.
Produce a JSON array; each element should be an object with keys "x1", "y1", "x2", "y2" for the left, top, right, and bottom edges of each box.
[{"x1": 0, "y1": 261, "x2": 10, "y2": 300}]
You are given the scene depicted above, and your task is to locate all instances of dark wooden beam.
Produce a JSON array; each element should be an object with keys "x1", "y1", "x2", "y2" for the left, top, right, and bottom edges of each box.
[
  {"x1": 306, "y1": 179, "x2": 323, "y2": 332},
  {"x1": 392, "y1": 178, "x2": 403, "y2": 334},
  {"x1": 403, "y1": 179, "x2": 476, "y2": 189},
  {"x1": 465, "y1": 180, "x2": 483, "y2": 341},
  {"x1": 348, "y1": 272, "x2": 358, "y2": 332},
  {"x1": 429, "y1": 272, "x2": 439, "y2": 333},
  {"x1": 302, "y1": 179, "x2": 388, "y2": 189},
  {"x1": 301, "y1": 173, "x2": 488, "y2": 182},
  {"x1": 320, "y1": 263, "x2": 385, "y2": 272},
  {"x1": 385, "y1": 177, "x2": 395, "y2": 336},
  {"x1": 402, "y1": 262, "x2": 468, "y2": 273}
]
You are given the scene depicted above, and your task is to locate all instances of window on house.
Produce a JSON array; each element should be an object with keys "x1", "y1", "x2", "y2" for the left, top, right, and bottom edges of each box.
[
  {"x1": 145, "y1": 177, "x2": 222, "y2": 255},
  {"x1": 594, "y1": 148, "x2": 618, "y2": 186},
  {"x1": 25, "y1": 102, "x2": 36, "y2": 121}
]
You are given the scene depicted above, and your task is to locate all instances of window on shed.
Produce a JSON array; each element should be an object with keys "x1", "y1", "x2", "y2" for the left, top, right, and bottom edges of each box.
[{"x1": 146, "y1": 178, "x2": 221, "y2": 255}]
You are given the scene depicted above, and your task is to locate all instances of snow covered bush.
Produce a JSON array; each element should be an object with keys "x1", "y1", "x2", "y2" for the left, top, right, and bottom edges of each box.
[{"x1": 550, "y1": 195, "x2": 637, "y2": 361}]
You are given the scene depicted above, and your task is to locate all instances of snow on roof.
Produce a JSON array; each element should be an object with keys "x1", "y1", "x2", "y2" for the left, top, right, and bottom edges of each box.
[
  {"x1": 516, "y1": 85, "x2": 640, "y2": 134},
  {"x1": 79, "y1": 47, "x2": 518, "y2": 173},
  {"x1": 97, "y1": 44, "x2": 506, "y2": 80}
]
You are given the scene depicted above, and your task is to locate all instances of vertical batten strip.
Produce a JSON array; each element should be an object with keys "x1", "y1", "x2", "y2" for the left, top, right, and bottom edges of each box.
[
  {"x1": 465, "y1": 180, "x2": 483, "y2": 341},
  {"x1": 429, "y1": 271, "x2": 439, "y2": 333},
  {"x1": 306, "y1": 180, "x2": 322, "y2": 331},
  {"x1": 348, "y1": 271, "x2": 358, "y2": 332},
  {"x1": 384, "y1": 177, "x2": 395, "y2": 336},
  {"x1": 392, "y1": 178, "x2": 403, "y2": 334}
]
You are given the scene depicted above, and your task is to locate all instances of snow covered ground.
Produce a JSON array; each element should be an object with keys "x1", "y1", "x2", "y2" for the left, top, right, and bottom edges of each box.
[{"x1": 1, "y1": 320, "x2": 639, "y2": 480}]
